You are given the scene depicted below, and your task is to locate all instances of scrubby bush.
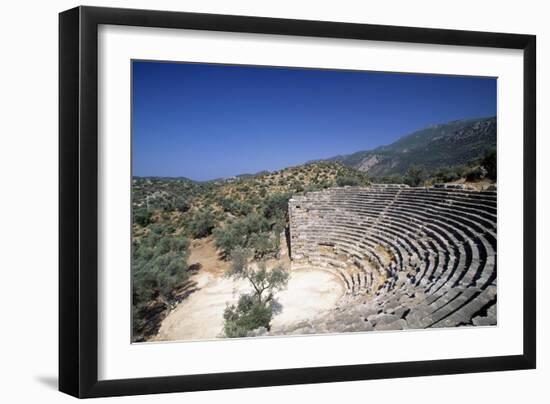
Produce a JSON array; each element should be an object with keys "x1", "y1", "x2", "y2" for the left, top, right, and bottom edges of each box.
[
  {"x1": 213, "y1": 213, "x2": 276, "y2": 259},
  {"x1": 336, "y1": 175, "x2": 361, "y2": 187},
  {"x1": 376, "y1": 174, "x2": 405, "y2": 184},
  {"x1": 434, "y1": 167, "x2": 460, "y2": 183},
  {"x1": 291, "y1": 180, "x2": 304, "y2": 193},
  {"x1": 404, "y1": 165, "x2": 426, "y2": 187},
  {"x1": 249, "y1": 232, "x2": 280, "y2": 258},
  {"x1": 133, "y1": 234, "x2": 190, "y2": 299},
  {"x1": 186, "y1": 208, "x2": 216, "y2": 238},
  {"x1": 217, "y1": 197, "x2": 233, "y2": 212},
  {"x1": 218, "y1": 197, "x2": 253, "y2": 217},
  {"x1": 133, "y1": 208, "x2": 152, "y2": 227},
  {"x1": 132, "y1": 232, "x2": 191, "y2": 338},
  {"x1": 223, "y1": 294, "x2": 273, "y2": 337},
  {"x1": 174, "y1": 196, "x2": 190, "y2": 212},
  {"x1": 318, "y1": 180, "x2": 333, "y2": 189},
  {"x1": 465, "y1": 166, "x2": 485, "y2": 182},
  {"x1": 481, "y1": 148, "x2": 497, "y2": 181},
  {"x1": 261, "y1": 193, "x2": 291, "y2": 223}
]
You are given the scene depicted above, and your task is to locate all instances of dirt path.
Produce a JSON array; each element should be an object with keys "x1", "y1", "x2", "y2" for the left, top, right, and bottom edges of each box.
[{"x1": 187, "y1": 237, "x2": 230, "y2": 276}]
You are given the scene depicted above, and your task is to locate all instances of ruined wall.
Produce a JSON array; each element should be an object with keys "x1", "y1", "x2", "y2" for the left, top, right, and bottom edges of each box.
[
  {"x1": 288, "y1": 195, "x2": 307, "y2": 261},
  {"x1": 288, "y1": 192, "x2": 332, "y2": 261},
  {"x1": 289, "y1": 189, "x2": 356, "y2": 262}
]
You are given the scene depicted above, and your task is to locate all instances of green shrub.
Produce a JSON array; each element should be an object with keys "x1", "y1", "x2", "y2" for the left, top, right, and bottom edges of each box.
[
  {"x1": 377, "y1": 174, "x2": 405, "y2": 184},
  {"x1": 481, "y1": 148, "x2": 497, "y2": 180},
  {"x1": 187, "y1": 208, "x2": 216, "y2": 238},
  {"x1": 434, "y1": 167, "x2": 460, "y2": 183},
  {"x1": 336, "y1": 176, "x2": 361, "y2": 187},
  {"x1": 132, "y1": 234, "x2": 190, "y2": 319},
  {"x1": 174, "y1": 196, "x2": 190, "y2": 212},
  {"x1": 223, "y1": 294, "x2": 273, "y2": 337},
  {"x1": 404, "y1": 165, "x2": 426, "y2": 187},
  {"x1": 249, "y1": 232, "x2": 279, "y2": 259},
  {"x1": 149, "y1": 223, "x2": 166, "y2": 235},
  {"x1": 218, "y1": 197, "x2": 252, "y2": 217},
  {"x1": 133, "y1": 208, "x2": 152, "y2": 227},
  {"x1": 213, "y1": 213, "x2": 273, "y2": 259},
  {"x1": 261, "y1": 193, "x2": 291, "y2": 223},
  {"x1": 465, "y1": 166, "x2": 485, "y2": 182}
]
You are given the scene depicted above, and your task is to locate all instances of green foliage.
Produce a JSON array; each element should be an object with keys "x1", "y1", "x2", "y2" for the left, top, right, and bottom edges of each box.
[
  {"x1": 481, "y1": 148, "x2": 497, "y2": 180},
  {"x1": 217, "y1": 196, "x2": 233, "y2": 212},
  {"x1": 223, "y1": 248, "x2": 289, "y2": 337},
  {"x1": 218, "y1": 197, "x2": 253, "y2": 217},
  {"x1": 376, "y1": 174, "x2": 405, "y2": 184},
  {"x1": 186, "y1": 208, "x2": 217, "y2": 238},
  {"x1": 133, "y1": 208, "x2": 152, "y2": 227},
  {"x1": 213, "y1": 213, "x2": 277, "y2": 259},
  {"x1": 132, "y1": 231, "x2": 191, "y2": 337},
  {"x1": 261, "y1": 192, "x2": 291, "y2": 223},
  {"x1": 226, "y1": 248, "x2": 289, "y2": 304},
  {"x1": 323, "y1": 117, "x2": 496, "y2": 178},
  {"x1": 174, "y1": 196, "x2": 190, "y2": 212},
  {"x1": 249, "y1": 232, "x2": 280, "y2": 258},
  {"x1": 291, "y1": 180, "x2": 305, "y2": 193},
  {"x1": 465, "y1": 166, "x2": 485, "y2": 182},
  {"x1": 131, "y1": 162, "x2": 378, "y2": 340},
  {"x1": 334, "y1": 169, "x2": 370, "y2": 187},
  {"x1": 133, "y1": 232, "x2": 190, "y2": 298},
  {"x1": 404, "y1": 165, "x2": 426, "y2": 187},
  {"x1": 223, "y1": 294, "x2": 273, "y2": 338},
  {"x1": 432, "y1": 166, "x2": 465, "y2": 183},
  {"x1": 336, "y1": 175, "x2": 361, "y2": 187}
]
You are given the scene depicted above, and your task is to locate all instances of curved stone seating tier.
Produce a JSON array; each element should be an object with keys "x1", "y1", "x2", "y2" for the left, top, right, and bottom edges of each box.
[
  {"x1": 304, "y1": 197, "x2": 496, "y2": 242},
  {"x1": 294, "y1": 204, "x2": 493, "y2": 292},
  {"x1": 288, "y1": 185, "x2": 497, "y2": 331},
  {"x1": 322, "y1": 191, "x2": 497, "y2": 220}
]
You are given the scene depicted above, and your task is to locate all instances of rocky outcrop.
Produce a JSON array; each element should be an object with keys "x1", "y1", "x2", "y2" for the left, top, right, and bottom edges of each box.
[{"x1": 323, "y1": 117, "x2": 496, "y2": 177}]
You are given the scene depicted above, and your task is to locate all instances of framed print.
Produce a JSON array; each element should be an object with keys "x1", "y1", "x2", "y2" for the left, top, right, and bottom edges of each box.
[{"x1": 59, "y1": 6, "x2": 536, "y2": 398}]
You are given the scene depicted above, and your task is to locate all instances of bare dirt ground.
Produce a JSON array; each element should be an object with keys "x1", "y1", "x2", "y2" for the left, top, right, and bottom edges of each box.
[
  {"x1": 153, "y1": 237, "x2": 344, "y2": 342},
  {"x1": 187, "y1": 237, "x2": 230, "y2": 276},
  {"x1": 153, "y1": 271, "x2": 250, "y2": 341},
  {"x1": 270, "y1": 268, "x2": 344, "y2": 332}
]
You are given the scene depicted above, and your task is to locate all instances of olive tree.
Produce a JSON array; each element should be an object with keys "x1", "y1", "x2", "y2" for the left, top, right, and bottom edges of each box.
[
  {"x1": 481, "y1": 148, "x2": 497, "y2": 181},
  {"x1": 187, "y1": 208, "x2": 216, "y2": 238},
  {"x1": 223, "y1": 247, "x2": 289, "y2": 337},
  {"x1": 404, "y1": 165, "x2": 426, "y2": 187}
]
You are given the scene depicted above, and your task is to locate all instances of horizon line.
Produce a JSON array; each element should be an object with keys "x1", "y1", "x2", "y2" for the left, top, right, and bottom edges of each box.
[{"x1": 132, "y1": 115, "x2": 496, "y2": 181}]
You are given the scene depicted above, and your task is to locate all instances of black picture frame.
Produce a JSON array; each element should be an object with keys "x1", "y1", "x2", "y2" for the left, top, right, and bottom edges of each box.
[{"x1": 59, "y1": 5, "x2": 536, "y2": 398}]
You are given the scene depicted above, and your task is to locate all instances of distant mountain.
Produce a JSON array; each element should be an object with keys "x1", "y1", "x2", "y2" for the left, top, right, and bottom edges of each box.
[
  {"x1": 321, "y1": 117, "x2": 496, "y2": 177},
  {"x1": 133, "y1": 176, "x2": 196, "y2": 182}
]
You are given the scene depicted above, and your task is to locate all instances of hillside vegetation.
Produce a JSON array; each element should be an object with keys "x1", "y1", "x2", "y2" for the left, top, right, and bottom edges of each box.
[
  {"x1": 132, "y1": 117, "x2": 497, "y2": 341},
  {"x1": 131, "y1": 162, "x2": 370, "y2": 340},
  {"x1": 323, "y1": 116, "x2": 496, "y2": 180}
]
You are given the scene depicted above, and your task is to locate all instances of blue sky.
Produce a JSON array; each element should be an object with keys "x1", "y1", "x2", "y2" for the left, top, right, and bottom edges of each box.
[{"x1": 132, "y1": 61, "x2": 496, "y2": 180}]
